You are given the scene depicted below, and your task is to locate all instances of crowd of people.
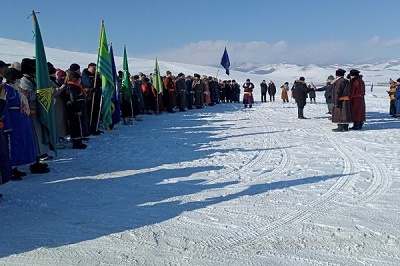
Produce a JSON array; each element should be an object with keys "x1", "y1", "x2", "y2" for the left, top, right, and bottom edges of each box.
[
  {"x1": 0, "y1": 58, "x2": 259, "y2": 198},
  {"x1": 1, "y1": 58, "x2": 399, "y2": 198}
]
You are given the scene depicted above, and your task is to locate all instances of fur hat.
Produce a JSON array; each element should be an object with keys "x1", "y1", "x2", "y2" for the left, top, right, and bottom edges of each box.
[
  {"x1": 10, "y1": 62, "x2": 21, "y2": 71},
  {"x1": 349, "y1": 69, "x2": 360, "y2": 76},
  {"x1": 47, "y1": 62, "x2": 56, "y2": 75},
  {"x1": 335, "y1": 69, "x2": 346, "y2": 77},
  {"x1": 3, "y1": 67, "x2": 23, "y2": 82},
  {"x1": 0, "y1": 60, "x2": 10, "y2": 68},
  {"x1": 69, "y1": 63, "x2": 80, "y2": 72},
  {"x1": 20, "y1": 58, "x2": 36, "y2": 75}
]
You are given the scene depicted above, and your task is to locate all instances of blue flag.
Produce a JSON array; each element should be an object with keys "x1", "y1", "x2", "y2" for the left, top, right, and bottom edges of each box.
[
  {"x1": 220, "y1": 47, "x2": 230, "y2": 75},
  {"x1": 109, "y1": 45, "x2": 121, "y2": 125}
]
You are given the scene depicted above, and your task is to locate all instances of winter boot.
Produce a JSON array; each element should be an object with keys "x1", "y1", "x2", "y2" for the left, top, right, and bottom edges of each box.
[
  {"x1": 123, "y1": 117, "x2": 133, "y2": 125},
  {"x1": 30, "y1": 162, "x2": 50, "y2": 174},
  {"x1": 332, "y1": 124, "x2": 345, "y2": 132},
  {"x1": 343, "y1": 124, "x2": 349, "y2": 131},
  {"x1": 72, "y1": 140, "x2": 87, "y2": 149}
]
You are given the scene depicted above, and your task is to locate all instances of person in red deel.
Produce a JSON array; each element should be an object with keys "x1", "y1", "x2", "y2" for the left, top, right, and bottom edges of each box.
[
  {"x1": 348, "y1": 69, "x2": 366, "y2": 130},
  {"x1": 242, "y1": 79, "x2": 254, "y2": 108}
]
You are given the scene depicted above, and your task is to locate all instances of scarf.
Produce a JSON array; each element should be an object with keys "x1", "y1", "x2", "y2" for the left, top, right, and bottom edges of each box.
[{"x1": 67, "y1": 81, "x2": 87, "y2": 97}]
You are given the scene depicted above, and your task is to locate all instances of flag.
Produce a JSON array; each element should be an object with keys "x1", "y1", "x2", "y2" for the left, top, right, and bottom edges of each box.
[
  {"x1": 121, "y1": 45, "x2": 132, "y2": 103},
  {"x1": 97, "y1": 21, "x2": 114, "y2": 129},
  {"x1": 109, "y1": 45, "x2": 121, "y2": 125},
  {"x1": 32, "y1": 11, "x2": 57, "y2": 153},
  {"x1": 220, "y1": 47, "x2": 230, "y2": 75},
  {"x1": 153, "y1": 57, "x2": 163, "y2": 94}
]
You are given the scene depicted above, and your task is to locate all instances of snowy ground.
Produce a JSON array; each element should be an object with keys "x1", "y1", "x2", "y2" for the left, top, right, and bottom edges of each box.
[{"x1": 0, "y1": 87, "x2": 399, "y2": 266}]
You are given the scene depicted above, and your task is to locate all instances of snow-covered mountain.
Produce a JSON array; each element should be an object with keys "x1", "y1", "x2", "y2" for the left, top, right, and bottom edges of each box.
[{"x1": 1, "y1": 37, "x2": 397, "y2": 86}]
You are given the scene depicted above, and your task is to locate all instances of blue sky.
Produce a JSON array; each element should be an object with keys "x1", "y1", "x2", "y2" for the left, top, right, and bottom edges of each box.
[{"x1": 1, "y1": 0, "x2": 399, "y2": 65}]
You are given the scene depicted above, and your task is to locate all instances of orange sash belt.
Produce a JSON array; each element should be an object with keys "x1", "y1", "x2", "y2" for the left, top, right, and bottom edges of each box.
[{"x1": 339, "y1": 96, "x2": 349, "y2": 101}]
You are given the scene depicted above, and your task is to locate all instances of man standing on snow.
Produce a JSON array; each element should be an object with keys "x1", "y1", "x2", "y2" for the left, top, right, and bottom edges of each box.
[
  {"x1": 348, "y1": 69, "x2": 366, "y2": 130},
  {"x1": 294, "y1": 77, "x2": 311, "y2": 119},
  {"x1": 81, "y1": 63, "x2": 103, "y2": 135},
  {"x1": 331, "y1": 69, "x2": 351, "y2": 132},
  {"x1": 242, "y1": 79, "x2": 254, "y2": 108}
]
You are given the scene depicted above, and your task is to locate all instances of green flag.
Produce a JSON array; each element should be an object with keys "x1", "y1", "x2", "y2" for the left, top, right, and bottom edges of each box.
[
  {"x1": 153, "y1": 57, "x2": 163, "y2": 94},
  {"x1": 32, "y1": 10, "x2": 57, "y2": 153},
  {"x1": 121, "y1": 45, "x2": 132, "y2": 103},
  {"x1": 97, "y1": 21, "x2": 114, "y2": 129}
]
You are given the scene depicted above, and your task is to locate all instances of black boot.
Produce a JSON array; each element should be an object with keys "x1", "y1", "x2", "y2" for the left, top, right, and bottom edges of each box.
[
  {"x1": 343, "y1": 124, "x2": 349, "y2": 131},
  {"x1": 30, "y1": 162, "x2": 50, "y2": 174},
  {"x1": 72, "y1": 140, "x2": 87, "y2": 149},
  {"x1": 332, "y1": 124, "x2": 345, "y2": 132}
]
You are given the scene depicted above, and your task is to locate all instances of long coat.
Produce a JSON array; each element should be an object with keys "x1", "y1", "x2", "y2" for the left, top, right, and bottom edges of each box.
[
  {"x1": 242, "y1": 82, "x2": 255, "y2": 105},
  {"x1": 66, "y1": 82, "x2": 88, "y2": 140},
  {"x1": 349, "y1": 77, "x2": 366, "y2": 122},
  {"x1": 280, "y1": 84, "x2": 289, "y2": 100},
  {"x1": 294, "y1": 80, "x2": 309, "y2": 108},
  {"x1": 268, "y1": 83, "x2": 276, "y2": 95},
  {"x1": 20, "y1": 75, "x2": 50, "y2": 157},
  {"x1": 395, "y1": 85, "x2": 400, "y2": 116},
  {"x1": 5, "y1": 83, "x2": 35, "y2": 166},
  {"x1": 332, "y1": 77, "x2": 351, "y2": 123}
]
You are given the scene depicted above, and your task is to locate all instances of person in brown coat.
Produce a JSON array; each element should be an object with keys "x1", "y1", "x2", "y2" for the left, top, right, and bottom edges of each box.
[
  {"x1": 348, "y1": 69, "x2": 366, "y2": 130},
  {"x1": 331, "y1": 69, "x2": 351, "y2": 132}
]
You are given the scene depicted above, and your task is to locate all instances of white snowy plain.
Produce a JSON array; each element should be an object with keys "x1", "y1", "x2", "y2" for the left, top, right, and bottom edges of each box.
[{"x1": 0, "y1": 38, "x2": 400, "y2": 266}]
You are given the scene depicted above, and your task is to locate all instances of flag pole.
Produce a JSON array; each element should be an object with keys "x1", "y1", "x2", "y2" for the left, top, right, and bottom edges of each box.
[
  {"x1": 90, "y1": 20, "x2": 104, "y2": 130},
  {"x1": 93, "y1": 20, "x2": 103, "y2": 89}
]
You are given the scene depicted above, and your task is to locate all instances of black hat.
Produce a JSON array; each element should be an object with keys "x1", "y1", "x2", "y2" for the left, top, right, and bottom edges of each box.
[
  {"x1": 178, "y1": 72, "x2": 185, "y2": 77},
  {"x1": 349, "y1": 69, "x2": 360, "y2": 76},
  {"x1": 4, "y1": 68, "x2": 23, "y2": 81},
  {"x1": 327, "y1": 75, "x2": 334, "y2": 81},
  {"x1": 0, "y1": 60, "x2": 10, "y2": 68},
  {"x1": 335, "y1": 68, "x2": 346, "y2": 77},
  {"x1": 47, "y1": 62, "x2": 56, "y2": 75},
  {"x1": 194, "y1": 73, "x2": 200, "y2": 78},
  {"x1": 246, "y1": 78, "x2": 250, "y2": 81},
  {"x1": 88, "y1": 62, "x2": 96, "y2": 67},
  {"x1": 20, "y1": 58, "x2": 36, "y2": 75},
  {"x1": 299, "y1": 77, "x2": 305, "y2": 81},
  {"x1": 69, "y1": 63, "x2": 80, "y2": 72},
  {"x1": 397, "y1": 78, "x2": 400, "y2": 83}
]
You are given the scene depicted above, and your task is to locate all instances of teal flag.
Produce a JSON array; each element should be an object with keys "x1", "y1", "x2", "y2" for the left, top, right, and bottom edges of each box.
[
  {"x1": 97, "y1": 21, "x2": 114, "y2": 129},
  {"x1": 121, "y1": 46, "x2": 132, "y2": 103},
  {"x1": 153, "y1": 58, "x2": 163, "y2": 94},
  {"x1": 32, "y1": 10, "x2": 57, "y2": 153}
]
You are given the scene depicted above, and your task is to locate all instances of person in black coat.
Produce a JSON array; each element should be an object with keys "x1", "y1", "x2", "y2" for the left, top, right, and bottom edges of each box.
[
  {"x1": 294, "y1": 77, "x2": 313, "y2": 119},
  {"x1": 66, "y1": 72, "x2": 89, "y2": 149},
  {"x1": 260, "y1": 80, "x2": 268, "y2": 102},
  {"x1": 81, "y1": 63, "x2": 102, "y2": 135},
  {"x1": 268, "y1": 80, "x2": 277, "y2": 102}
]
